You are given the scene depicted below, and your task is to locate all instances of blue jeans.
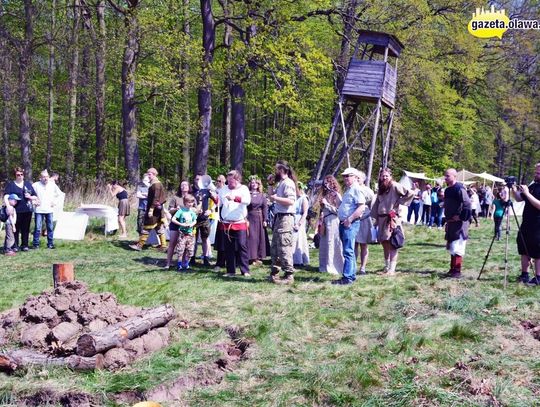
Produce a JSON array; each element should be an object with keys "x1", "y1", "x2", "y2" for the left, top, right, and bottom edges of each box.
[
  {"x1": 430, "y1": 205, "x2": 443, "y2": 227},
  {"x1": 339, "y1": 220, "x2": 361, "y2": 282},
  {"x1": 33, "y1": 213, "x2": 54, "y2": 247}
]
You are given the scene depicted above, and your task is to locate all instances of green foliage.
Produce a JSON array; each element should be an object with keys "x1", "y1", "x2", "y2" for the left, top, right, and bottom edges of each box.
[{"x1": 0, "y1": 0, "x2": 538, "y2": 184}]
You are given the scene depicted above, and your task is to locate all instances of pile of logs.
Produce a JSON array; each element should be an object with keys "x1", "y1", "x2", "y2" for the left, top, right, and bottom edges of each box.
[{"x1": 0, "y1": 281, "x2": 176, "y2": 373}]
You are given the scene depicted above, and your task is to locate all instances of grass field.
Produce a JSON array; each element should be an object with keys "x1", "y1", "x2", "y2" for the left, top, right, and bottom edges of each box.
[{"x1": 1, "y1": 214, "x2": 540, "y2": 406}]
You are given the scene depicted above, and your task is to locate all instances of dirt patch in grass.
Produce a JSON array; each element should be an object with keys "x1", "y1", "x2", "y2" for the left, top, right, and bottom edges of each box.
[
  {"x1": 520, "y1": 320, "x2": 540, "y2": 341},
  {"x1": 20, "y1": 389, "x2": 96, "y2": 407},
  {"x1": 119, "y1": 324, "x2": 252, "y2": 405}
]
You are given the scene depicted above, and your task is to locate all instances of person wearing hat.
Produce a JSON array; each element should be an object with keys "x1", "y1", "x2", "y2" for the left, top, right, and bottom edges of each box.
[
  {"x1": 2, "y1": 194, "x2": 21, "y2": 256},
  {"x1": 332, "y1": 167, "x2": 366, "y2": 285}
]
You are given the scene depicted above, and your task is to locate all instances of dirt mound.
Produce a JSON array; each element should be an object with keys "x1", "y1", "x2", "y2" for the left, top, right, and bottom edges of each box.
[{"x1": 0, "y1": 281, "x2": 175, "y2": 373}]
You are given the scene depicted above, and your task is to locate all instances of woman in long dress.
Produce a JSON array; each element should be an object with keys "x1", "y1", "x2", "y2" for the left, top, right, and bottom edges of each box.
[
  {"x1": 292, "y1": 183, "x2": 310, "y2": 267},
  {"x1": 355, "y1": 171, "x2": 375, "y2": 274},
  {"x1": 371, "y1": 168, "x2": 414, "y2": 274},
  {"x1": 247, "y1": 176, "x2": 269, "y2": 265},
  {"x1": 316, "y1": 175, "x2": 344, "y2": 275}
]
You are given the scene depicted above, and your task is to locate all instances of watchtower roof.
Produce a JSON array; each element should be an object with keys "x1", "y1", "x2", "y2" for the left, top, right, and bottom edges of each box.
[{"x1": 356, "y1": 30, "x2": 404, "y2": 58}]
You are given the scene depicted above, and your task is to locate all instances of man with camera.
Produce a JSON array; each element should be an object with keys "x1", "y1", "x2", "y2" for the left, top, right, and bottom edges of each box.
[{"x1": 512, "y1": 163, "x2": 540, "y2": 285}]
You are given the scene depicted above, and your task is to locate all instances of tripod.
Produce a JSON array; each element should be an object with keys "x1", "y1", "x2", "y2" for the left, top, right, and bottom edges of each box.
[{"x1": 477, "y1": 199, "x2": 529, "y2": 287}]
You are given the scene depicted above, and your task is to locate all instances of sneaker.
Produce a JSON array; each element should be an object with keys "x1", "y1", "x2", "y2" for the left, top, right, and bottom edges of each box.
[
  {"x1": 224, "y1": 272, "x2": 236, "y2": 277},
  {"x1": 331, "y1": 278, "x2": 352, "y2": 285},
  {"x1": 47, "y1": 245, "x2": 55, "y2": 249},
  {"x1": 13, "y1": 247, "x2": 19, "y2": 252},
  {"x1": 203, "y1": 257, "x2": 211, "y2": 267},
  {"x1": 527, "y1": 276, "x2": 540, "y2": 286},
  {"x1": 129, "y1": 244, "x2": 142, "y2": 251},
  {"x1": 32, "y1": 245, "x2": 39, "y2": 250},
  {"x1": 358, "y1": 270, "x2": 367, "y2": 276},
  {"x1": 517, "y1": 272, "x2": 530, "y2": 283},
  {"x1": 242, "y1": 272, "x2": 251, "y2": 277}
]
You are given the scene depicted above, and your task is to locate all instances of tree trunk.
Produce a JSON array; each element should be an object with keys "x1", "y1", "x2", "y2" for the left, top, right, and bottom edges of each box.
[
  {"x1": 194, "y1": 0, "x2": 215, "y2": 176},
  {"x1": 121, "y1": 5, "x2": 141, "y2": 185},
  {"x1": 66, "y1": 0, "x2": 81, "y2": 185},
  {"x1": 221, "y1": 85, "x2": 231, "y2": 167},
  {"x1": 78, "y1": 42, "x2": 92, "y2": 175},
  {"x1": 76, "y1": 304, "x2": 176, "y2": 357},
  {"x1": 177, "y1": 0, "x2": 191, "y2": 180},
  {"x1": 0, "y1": 349, "x2": 103, "y2": 372},
  {"x1": 18, "y1": 0, "x2": 34, "y2": 180},
  {"x1": 336, "y1": 0, "x2": 359, "y2": 92},
  {"x1": 95, "y1": 0, "x2": 106, "y2": 182},
  {"x1": 45, "y1": 0, "x2": 56, "y2": 170},
  {"x1": 220, "y1": 0, "x2": 232, "y2": 167},
  {"x1": 230, "y1": 83, "x2": 246, "y2": 171},
  {"x1": 0, "y1": 38, "x2": 12, "y2": 179}
]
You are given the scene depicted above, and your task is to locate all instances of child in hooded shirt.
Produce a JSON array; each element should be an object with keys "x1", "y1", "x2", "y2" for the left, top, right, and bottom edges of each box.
[{"x1": 171, "y1": 194, "x2": 198, "y2": 271}]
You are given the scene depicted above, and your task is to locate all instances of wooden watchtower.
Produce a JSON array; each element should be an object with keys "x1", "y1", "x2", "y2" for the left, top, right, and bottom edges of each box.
[{"x1": 312, "y1": 30, "x2": 404, "y2": 187}]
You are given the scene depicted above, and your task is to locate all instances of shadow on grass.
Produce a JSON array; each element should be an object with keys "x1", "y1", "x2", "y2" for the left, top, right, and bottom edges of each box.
[{"x1": 408, "y1": 242, "x2": 446, "y2": 248}]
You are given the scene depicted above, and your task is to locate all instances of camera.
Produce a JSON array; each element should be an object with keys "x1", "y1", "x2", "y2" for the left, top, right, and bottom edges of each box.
[{"x1": 504, "y1": 176, "x2": 517, "y2": 188}]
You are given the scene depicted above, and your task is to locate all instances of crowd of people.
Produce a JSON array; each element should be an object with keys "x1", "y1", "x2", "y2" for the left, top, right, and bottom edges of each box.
[
  {"x1": 2, "y1": 162, "x2": 539, "y2": 287},
  {"x1": 2, "y1": 168, "x2": 64, "y2": 254}
]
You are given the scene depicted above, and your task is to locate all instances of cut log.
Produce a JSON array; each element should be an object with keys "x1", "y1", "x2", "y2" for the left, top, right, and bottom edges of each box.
[
  {"x1": 48, "y1": 322, "x2": 82, "y2": 344},
  {"x1": 20, "y1": 323, "x2": 50, "y2": 348},
  {"x1": 0, "y1": 349, "x2": 103, "y2": 373},
  {"x1": 103, "y1": 348, "x2": 132, "y2": 370},
  {"x1": 76, "y1": 304, "x2": 176, "y2": 357},
  {"x1": 53, "y1": 263, "x2": 75, "y2": 288}
]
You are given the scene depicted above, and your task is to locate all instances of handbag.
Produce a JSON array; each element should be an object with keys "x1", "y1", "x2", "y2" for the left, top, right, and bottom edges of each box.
[{"x1": 389, "y1": 226, "x2": 405, "y2": 249}]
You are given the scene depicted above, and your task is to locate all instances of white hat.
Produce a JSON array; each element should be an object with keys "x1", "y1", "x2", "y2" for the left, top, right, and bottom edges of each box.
[{"x1": 341, "y1": 167, "x2": 360, "y2": 177}]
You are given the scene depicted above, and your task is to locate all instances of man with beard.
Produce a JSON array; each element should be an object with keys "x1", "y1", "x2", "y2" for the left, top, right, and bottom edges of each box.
[
  {"x1": 129, "y1": 168, "x2": 167, "y2": 251},
  {"x1": 512, "y1": 163, "x2": 540, "y2": 285},
  {"x1": 268, "y1": 160, "x2": 297, "y2": 284},
  {"x1": 443, "y1": 168, "x2": 472, "y2": 278}
]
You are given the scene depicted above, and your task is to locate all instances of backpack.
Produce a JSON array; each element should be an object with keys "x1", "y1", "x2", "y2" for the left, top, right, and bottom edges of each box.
[{"x1": 0, "y1": 206, "x2": 8, "y2": 223}]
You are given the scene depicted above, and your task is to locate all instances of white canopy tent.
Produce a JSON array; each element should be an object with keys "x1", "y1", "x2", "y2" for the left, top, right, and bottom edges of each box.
[{"x1": 398, "y1": 170, "x2": 433, "y2": 190}]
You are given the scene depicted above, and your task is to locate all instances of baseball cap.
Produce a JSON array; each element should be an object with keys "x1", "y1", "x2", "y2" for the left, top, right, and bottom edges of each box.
[
  {"x1": 8, "y1": 194, "x2": 21, "y2": 201},
  {"x1": 341, "y1": 167, "x2": 360, "y2": 177}
]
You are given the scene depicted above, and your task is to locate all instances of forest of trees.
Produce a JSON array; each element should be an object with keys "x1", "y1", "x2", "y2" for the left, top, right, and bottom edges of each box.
[{"x1": 0, "y1": 0, "x2": 538, "y2": 188}]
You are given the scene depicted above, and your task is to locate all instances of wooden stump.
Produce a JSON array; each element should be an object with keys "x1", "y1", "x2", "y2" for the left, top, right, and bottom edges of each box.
[{"x1": 53, "y1": 264, "x2": 75, "y2": 288}]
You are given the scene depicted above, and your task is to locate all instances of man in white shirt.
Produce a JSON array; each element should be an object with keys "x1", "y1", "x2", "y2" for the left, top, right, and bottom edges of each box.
[
  {"x1": 32, "y1": 170, "x2": 62, "y2": 249},
  {"x1": 218, "y1": 170, "x2": 251, "y2": 277}
]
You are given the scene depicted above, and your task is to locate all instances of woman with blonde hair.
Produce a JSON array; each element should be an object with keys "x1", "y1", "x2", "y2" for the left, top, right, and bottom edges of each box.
[{"x1": 316, "y1": 175, "x2": 344, "y2": 275}]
